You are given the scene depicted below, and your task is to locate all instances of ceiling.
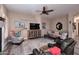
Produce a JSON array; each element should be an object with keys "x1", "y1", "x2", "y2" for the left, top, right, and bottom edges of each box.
[{"x1": 5, "y1": 4, "x2": 79, "y2": 18}]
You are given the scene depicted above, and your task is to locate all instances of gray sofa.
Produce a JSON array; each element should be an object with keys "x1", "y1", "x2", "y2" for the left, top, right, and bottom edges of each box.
[{"x1": 30, "y1": 38, "x2": 76, "y2": 55}]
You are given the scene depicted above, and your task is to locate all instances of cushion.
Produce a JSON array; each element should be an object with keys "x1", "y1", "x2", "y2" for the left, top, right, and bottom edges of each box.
[
  {"x1": 15, "y1": 32, "x2": 21, "y2": 37},
  {"x1": 60, "y1": 33, "x2": 67, "y2": 40},
  {"x1": 11, "y1": 37, "x2": 24, "y2": 43},
  {"x1": 48, "y1": 46, "x2": 61, "y2": 55}
]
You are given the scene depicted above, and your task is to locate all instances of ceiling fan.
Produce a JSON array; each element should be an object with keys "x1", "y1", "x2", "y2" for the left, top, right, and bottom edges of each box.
[{"x1": 37, "y1": 6, "x2": 54, "y2": 15}]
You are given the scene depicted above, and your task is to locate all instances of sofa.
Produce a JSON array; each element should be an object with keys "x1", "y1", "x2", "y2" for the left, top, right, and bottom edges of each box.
[
  {"x1": 8, "y1": 30, "x2": 24, "y2": 45},
  {"x1": 30, "y1": 38, "x2": 76, "y2": 55},
  {"x1": 46, "y1": 31, "x2": 68, "y2": 40},
  {"x1": 60, "y1": 38, "x2": 76, "y2": 55}
]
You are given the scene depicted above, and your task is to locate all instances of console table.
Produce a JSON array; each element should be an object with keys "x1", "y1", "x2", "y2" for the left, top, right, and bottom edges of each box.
[{"x1": 28, "y1": 30, "x2": 41, "y2": 39}]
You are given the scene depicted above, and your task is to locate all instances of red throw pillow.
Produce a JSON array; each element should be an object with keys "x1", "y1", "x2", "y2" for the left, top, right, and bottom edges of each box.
[{"x1": 48, "y1": 46, "x2": 61, "y2": 55}]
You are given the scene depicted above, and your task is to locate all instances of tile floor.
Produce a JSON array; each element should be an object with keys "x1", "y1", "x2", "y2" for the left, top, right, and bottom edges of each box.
[
  {"x1": 4, "y1": 37, "x2": 79, "y2": 55},
  {"x1": 7, "y1": 38, "x2": 55, "y2": 55}
]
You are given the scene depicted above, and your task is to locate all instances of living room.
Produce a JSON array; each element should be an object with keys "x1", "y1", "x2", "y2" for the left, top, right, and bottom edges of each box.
[{"x1": 0, "y1": 4, "x2": 79, "y2": 55}]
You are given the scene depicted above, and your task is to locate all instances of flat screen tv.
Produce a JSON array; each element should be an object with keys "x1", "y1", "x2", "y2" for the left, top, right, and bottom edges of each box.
[{"x1": 30, "y1": 23, "x2": 40, "y2": 29}]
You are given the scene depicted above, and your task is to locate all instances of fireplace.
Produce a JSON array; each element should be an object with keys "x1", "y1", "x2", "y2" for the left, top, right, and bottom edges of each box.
[{"x1": 0, "y1": 28, "x2": 2, "y2": 52}]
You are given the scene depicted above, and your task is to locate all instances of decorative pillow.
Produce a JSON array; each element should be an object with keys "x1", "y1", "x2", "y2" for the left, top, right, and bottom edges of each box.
[
  {"x1": 60, "y1": 33, "x2": 67, "y2": 40},
  {"x1": 15, "y1": 31, "x2": 21, "y2": 37},
  {"x1": 48, "y1": 46, "x2": 61, "y2": 55},
  {"x1": 47, "y1": 31, "x2": 52, "y2": 34}
]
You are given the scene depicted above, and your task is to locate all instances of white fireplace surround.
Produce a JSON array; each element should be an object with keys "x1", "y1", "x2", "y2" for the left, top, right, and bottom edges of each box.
[{"x1": 0, "y1": 21, "x2": 5, "y2": 51}]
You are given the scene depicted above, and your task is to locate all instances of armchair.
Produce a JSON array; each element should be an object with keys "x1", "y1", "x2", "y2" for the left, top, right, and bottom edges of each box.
[{"x1": 8, "y1": 30, "x2": 24, "y2": 45}]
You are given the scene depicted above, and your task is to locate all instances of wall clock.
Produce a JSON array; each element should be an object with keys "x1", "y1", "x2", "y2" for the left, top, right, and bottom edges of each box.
[{"x1": 56, "y1": 22, "x2": 62, "y2": 30}]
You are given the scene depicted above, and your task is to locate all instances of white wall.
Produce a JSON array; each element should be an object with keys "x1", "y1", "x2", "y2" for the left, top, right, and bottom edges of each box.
[
  {"x1": 8, "y1": 11, "x2": 52, "y2": 38},
  {"x1": 0, "y1": 5, "x2": 1, "y2": 16},
  {"x1": 41, "y1": 18, "x2": 51, "y2": 36},
  {"x1": 68, "y1": 13, "x2": 74, "y2": 38},
  {"x1": 76, "y1": 20, "x2": 79, "y2": 36},
  {"x1": 68, "y1": 11, "x2": 79, "y2": 38},
  {"x1": 74, "y1": 16, "x2": 79, "y2": 36},
  {"x1": 50, "y1": 11, "x2": 79, "y2": 38},
  {"x1": 50, "y1": 15, "x2": 68, "y2": 32},
  {"x1": 8, "y1": 12, "x2": 43, "y2": 39}
]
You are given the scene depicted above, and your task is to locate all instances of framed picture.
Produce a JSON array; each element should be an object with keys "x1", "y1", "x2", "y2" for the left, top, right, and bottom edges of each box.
[
  {"x1": 15, "y1": 21, "x2": 20, "y2": 28},
  {"x1": 42, "y1": 23, "x2": 46, "y2": 29},
  {"x1": 15, "y1": 20, "x2": 25, "y2": 28},
  {"x1": 56, "y1": 22, "x2": 63, "y2": 30}
]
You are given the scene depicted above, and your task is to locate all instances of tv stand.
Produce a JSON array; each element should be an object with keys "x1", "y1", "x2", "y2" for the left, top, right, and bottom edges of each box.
[{"x1": 28, "y1": 30, "x2": 41, "y2": 39}]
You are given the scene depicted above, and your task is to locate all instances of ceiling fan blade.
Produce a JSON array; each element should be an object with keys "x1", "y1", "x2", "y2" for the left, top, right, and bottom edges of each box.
[
  {"x1": 40, "y1": 12, "x2": 48, "y2": 15},
  {"x1": 46, "y1": 12, "x2": 49, "y2": 15},
  {"x1": 47, "y1": 10, "x2": 54, "y2": 12}
]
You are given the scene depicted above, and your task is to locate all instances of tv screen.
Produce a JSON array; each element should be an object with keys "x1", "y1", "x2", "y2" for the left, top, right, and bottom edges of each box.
[{"x1": 30, "y1": 23, "x2": 40, "y2": 29}]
